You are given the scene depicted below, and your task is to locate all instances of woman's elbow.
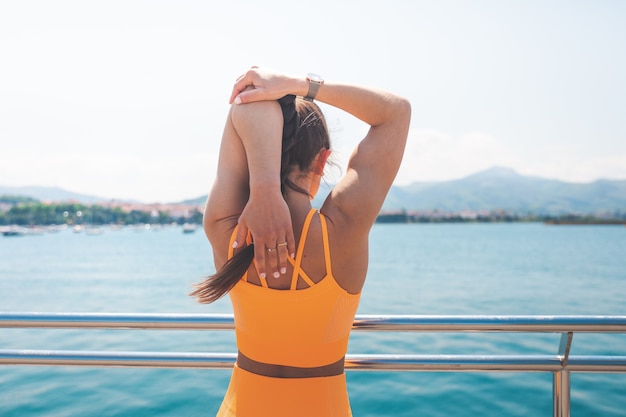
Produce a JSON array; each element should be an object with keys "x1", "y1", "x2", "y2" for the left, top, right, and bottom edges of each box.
[
  {"x1": 386, "y1": 96, "x2": 411, "y2": 143},
  {"x1": 380, "y1": 94, "x2": 411, "y2": 131},
  {"x1": 394, "y1": 96, "x2": 412, "y2": 126}
]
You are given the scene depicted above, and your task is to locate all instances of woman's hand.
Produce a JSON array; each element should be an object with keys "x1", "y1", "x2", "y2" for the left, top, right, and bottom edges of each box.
[
  {"x1": 229, "y1": 67, "x2": 305, "y2": 105},
  {"x1": 228, "y1": 95, "x2": 297, "y2": 280},
  {"x1": 234, "y1": 190, "x2": 296, "y2": 280}
]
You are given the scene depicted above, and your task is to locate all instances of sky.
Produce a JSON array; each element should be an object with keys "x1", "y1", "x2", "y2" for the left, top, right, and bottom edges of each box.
[{"x1": 1, "y1": 0, "x2": 625, "y2": 203}]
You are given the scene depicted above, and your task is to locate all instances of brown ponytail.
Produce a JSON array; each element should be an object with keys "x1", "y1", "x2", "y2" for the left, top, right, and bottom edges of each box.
[
  {"x1": 190, "y1": 95, "x2": 330, "y2": 303},
  {"x1": 190, "y1": 244, "x2": 254, "y2": 303}
]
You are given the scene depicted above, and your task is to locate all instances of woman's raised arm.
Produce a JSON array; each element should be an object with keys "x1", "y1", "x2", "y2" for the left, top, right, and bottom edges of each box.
[
  {"x1": 204, "y1": 100, "x2": 295, "y2": 279},
  {"x1": 232, "y1": 68, "x2": 411, "y2": 234}
]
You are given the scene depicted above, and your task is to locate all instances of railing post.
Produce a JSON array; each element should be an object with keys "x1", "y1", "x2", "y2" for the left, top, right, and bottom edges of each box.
[{"x1": 553, "y1": 369, "x2": 570, "y2": 417}]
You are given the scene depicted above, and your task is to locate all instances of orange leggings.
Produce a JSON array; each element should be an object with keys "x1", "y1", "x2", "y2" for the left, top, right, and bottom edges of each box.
[{"x1": 216, "y1": 364, "x2": 353, "y2": 417}]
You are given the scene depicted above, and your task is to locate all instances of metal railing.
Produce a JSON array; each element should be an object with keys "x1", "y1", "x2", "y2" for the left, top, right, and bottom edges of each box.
[{"x1": 2, "y1": 313, "x2": 626, "y2": 417}]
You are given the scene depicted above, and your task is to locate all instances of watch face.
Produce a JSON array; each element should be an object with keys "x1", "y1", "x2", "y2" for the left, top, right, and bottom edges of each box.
[{"x1": 308, "y1": 73, "x2": 323, "y2": 83}]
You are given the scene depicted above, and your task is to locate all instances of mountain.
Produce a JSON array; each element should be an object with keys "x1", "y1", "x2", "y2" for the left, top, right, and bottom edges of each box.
[
  {"x1": 379, "y1": 167, "x2": 626, "y2": 214},
  {"x1": 180, "y1": 196, "x2": 206, "y2": 206},
  {"x1": 0, "y1": 186, "x2": 109, "y2": 204},
  {"x1": 3, "y1": 167, "x2": 625, "y2": 214}
]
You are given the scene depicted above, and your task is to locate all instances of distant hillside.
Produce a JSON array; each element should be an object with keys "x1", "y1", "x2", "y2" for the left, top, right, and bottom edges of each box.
[
  {"x1": 3, "y1": 167, "x2": 625, "y2": 214},
  {"x1": 0, "y1": 186, "x2": 108, "y2": 204},
  {"x1": 384, "y1": 167, "x2": 626, "y2": 214},
  {"x1": 314, "y1": 167, "x2": 626, "y2": 214},
  {"x1": 180, "y1": 196, "x2": 206, "y2": 206}
]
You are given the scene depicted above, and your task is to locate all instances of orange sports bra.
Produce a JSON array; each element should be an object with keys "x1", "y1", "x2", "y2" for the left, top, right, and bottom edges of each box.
[{"x1": 227, "y1": 208, "x2": 362, "y2": 368}]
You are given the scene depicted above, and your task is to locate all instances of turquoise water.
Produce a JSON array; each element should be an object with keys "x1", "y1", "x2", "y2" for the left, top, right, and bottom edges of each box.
[{"x1": 1, "y1": 223, "x2": 625, "y2": 416}]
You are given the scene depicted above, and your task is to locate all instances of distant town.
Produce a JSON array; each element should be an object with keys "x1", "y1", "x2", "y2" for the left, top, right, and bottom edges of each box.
[
  {"x1": 3, "y1": 167, "x2": 626, "y2": 232},
  {"x1": 1, "y1": 194, "x2": 625, "y2": 236},
  {"x1": 0, "y1": 195, "x2": 203, "y2": 234},
  {"x1": 375, "y1": 209, "x2": 626, "y2": 225}
]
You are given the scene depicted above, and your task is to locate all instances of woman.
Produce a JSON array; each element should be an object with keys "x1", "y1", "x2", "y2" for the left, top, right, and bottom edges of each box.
[{"x1": 191, "y1": 68, "x2": 410, "y2": 416}]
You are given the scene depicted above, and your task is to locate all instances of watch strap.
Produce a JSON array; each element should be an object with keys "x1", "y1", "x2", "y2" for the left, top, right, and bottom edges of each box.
[{"x1": 304, "y1": 74, "x2": 323, "y2": 102}]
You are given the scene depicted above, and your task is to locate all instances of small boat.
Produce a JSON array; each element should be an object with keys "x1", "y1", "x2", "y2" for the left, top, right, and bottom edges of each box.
[
  {"x1": 27, "y1": 226, "x2": 46, "y2": 236},
  {"x1": 46, "y1": 224, "x2": 66, "y2": 233},
  {"x1": 182, "y1": 223, "x2": 198, "y2": 234},
  {"x1": 2, "y1": 227, "x2": 27, "y2": 237},
  {"x1": 85, "y1": 226, "x2": 104, "y2": 235}
]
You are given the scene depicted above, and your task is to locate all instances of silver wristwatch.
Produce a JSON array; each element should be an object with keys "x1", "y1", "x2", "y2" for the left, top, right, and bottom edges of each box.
[{"x1": 304, "y1": 73, "x2": 324, "y2": 101}]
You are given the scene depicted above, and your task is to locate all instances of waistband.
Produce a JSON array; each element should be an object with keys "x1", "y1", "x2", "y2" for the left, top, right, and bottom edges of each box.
[{"x1": 237, "y1": 350, "x2": 345, "y2": 378}]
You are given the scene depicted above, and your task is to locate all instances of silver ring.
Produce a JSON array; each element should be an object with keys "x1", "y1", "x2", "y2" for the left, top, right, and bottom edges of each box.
[
  {"x1": 266, "y1": 247, "x2": 277, "y2": 252},
  {"x1": 277, "y1": 242, "x2": 288, "y2": 247}
]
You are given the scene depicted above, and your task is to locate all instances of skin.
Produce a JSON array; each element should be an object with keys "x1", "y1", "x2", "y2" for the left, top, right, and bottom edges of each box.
[{"x1": 203, "y1": 67, "x2": 411, "y2": 374}]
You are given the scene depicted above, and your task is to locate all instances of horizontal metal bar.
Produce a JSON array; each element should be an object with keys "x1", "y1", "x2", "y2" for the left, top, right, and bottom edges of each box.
[
  {"x1": 0, "y1": 312, "x2": 235, "y2": 330},
  {"x1": 566, "y1": 356, "x2": 626, "y2": 373},
  {"x1": 2, "y1": 349, "x2": 626, "y2": 372},
  {"x1": 352, "y1": 315, "x2": 626, "y2": 332},
  {"x1": 0, "y1": 349, "x2": 236, "y2": 369},
  {"x1": 2, "y1": 312, "x2": 626, "y2": 332},
  {"x1": 345, "y1": 354, "x2": 564, "y2": 372}
]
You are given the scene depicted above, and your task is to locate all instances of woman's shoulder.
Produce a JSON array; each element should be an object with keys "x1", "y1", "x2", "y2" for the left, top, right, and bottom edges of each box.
[
  {"x1": 320, "y1": 185, "x2": 375, "y2": 242},
  {"x1": 319, "y1": 202, "x2": 369, "y2": 295}
]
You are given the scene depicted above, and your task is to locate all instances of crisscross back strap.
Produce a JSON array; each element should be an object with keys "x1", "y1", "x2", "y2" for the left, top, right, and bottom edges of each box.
[
  {"x1": 290, "y1": 209, "x2": 318, "y2": 290},
  {"x1": 319, "y1": 212, "x2": 333, "y2": 278}
]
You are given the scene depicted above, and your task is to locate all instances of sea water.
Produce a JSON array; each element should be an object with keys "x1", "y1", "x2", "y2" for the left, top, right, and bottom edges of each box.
[{"x1": 1, "y1": 223, "x2": 625, "y2": 416}]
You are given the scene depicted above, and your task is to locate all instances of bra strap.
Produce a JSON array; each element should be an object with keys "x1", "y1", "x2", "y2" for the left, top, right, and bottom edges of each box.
[
  {"x1": 290, "y1": 209, "x2": 318, "y2": 290},
  {"x1": 319, "y1": 212, "x2": 333, "y2": 278}
]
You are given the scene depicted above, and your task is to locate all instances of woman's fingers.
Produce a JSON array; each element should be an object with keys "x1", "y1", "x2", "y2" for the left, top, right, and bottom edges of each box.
[
  {"x1": 265, "y1": 242, "x2": 281, "y2": 279},
  {"x1": 253, "y1": 242, "x2": 268, "y2": 280},
  {"x1": 264, "y1": 237, "x2": 289, "y2": 279},
  {"x1": 230, "y1": 78, "x2": 255, "y2": 104},
  {"x1": 274, "y1": 231, "x2": 295, "y2": 278},
  {"x1": 229, "y1": 68, "x2": 261, "y2": 104},
  {"x1": 232, "y1": 223, "x2": 249, "y2": 251},
  {"x1": 253, "y1": 232, "x2": 295, "y2": 280},
  {"x1": 229, "y1": 67, "x2": 292, "y2": 104}
]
